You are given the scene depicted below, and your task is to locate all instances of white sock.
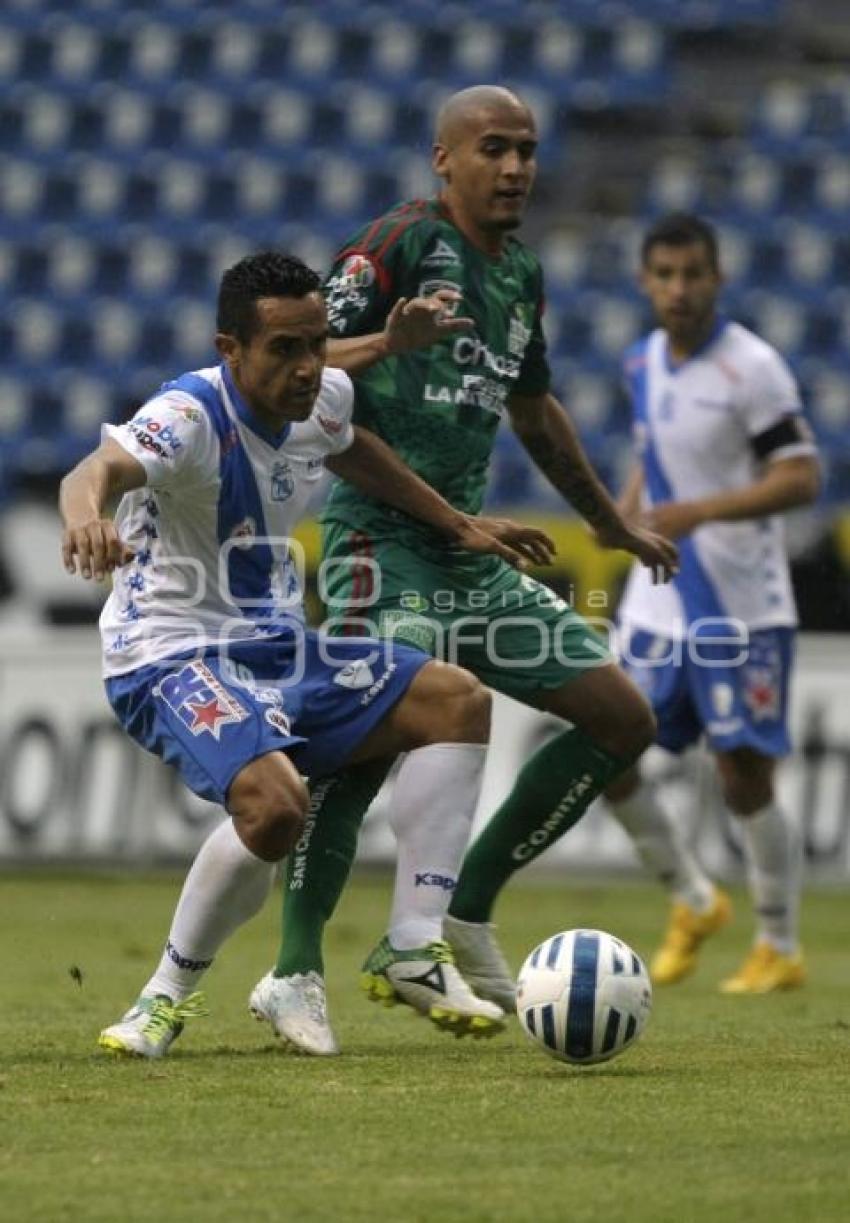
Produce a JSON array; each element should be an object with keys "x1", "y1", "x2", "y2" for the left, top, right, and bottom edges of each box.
[
  {"x1": 144, "y1": 819, "x2": 276, "y2": 1001},
  {"x1": 387, "y1": 743, "x2": 487, "y2": 949},
  {"x1": 609, "y1": 780, "x2": 716, "y2": 912},
  {"x1": 737, "y1": 800, "x2": 802, "y2": 955}
]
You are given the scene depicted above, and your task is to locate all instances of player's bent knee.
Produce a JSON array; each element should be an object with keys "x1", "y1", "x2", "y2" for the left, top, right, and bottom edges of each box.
[
  {"x1": 598, "y1": 690, "x2": 656, "y2": 761},
  {"x1": 431, "y1": 664, "x2": 491, "y2": 743},
  {"x1": 403, "y1": 661, "x2": 491, "y2": 745},
  {"x1": 228, "y1": 754, "x2": 309, "y2": 862}
]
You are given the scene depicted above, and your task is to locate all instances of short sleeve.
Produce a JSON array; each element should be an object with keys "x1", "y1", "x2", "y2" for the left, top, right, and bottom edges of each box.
[
  {"x1": 324, "y1": 251, "x2": 393, "y2": 338},
  {"x1": 739, "y1": 346, "x2": 817, "y2": 462},
  {"x1": 102, "y1": 392, "x2": 217, "y2": 488},
  {"x1": 740, "y1": 347, "x2": 803, "y2": 438},
  {"x1": 515, "y1": 265, "x2": 551, "y2": 397},
  {"x1": 312, "y1": 370, "x2": 356, "y2": 455}
]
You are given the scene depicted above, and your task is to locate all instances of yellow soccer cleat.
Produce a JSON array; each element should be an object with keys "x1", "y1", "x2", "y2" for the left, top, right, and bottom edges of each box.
[
  {"x1": 719, "y1": 942, "x2": 806, "y2": 994},
  {"x1": 650, "y1": 888, "x2": 733, "y2": 985}
]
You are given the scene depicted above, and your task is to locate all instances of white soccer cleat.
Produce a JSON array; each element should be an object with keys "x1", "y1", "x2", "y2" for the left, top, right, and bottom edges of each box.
[
  {"x1": 249, "y1": 970, "x2": 340, "y2": 1057},
  {"x1": 98, "y1": 992, "x2": 208, "y2": 1059},
  {"x1": 443, "y1": 914, "x2": 517, "y2": 1013},
  {"x1": 361, "y1": 937, "x2": 505, "y2": 1037}
]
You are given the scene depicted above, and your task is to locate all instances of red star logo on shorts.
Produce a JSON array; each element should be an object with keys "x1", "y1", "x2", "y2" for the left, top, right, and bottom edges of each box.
[{"x1": 188, "y1": 697, "x2": 230, "y2": 737}]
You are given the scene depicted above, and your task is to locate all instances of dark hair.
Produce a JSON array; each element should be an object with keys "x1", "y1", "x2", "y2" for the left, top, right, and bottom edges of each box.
[
  {"x1": 216, "y1": 251, "x2": 322, "y2": 342},
  {"x1": 641, "y1": 213, "x2": 720, "y2": 272}
]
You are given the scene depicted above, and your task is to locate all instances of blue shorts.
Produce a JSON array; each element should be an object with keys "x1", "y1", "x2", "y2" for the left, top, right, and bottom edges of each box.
[
  {"x1": 106, "y1": 628, "x2": 430, "y2": 806},
  {"x1": 618, "y1": 624, "x2": 794, "y2": 758}
]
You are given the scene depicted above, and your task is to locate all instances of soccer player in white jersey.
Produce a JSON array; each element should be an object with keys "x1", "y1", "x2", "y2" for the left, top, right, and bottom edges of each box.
[
  {"x1": 60, "y1": 251, "x2": 555, "y2": 1057},
  {"x1": 603, "y1": 214, "x2": 820, "y2": 992}
]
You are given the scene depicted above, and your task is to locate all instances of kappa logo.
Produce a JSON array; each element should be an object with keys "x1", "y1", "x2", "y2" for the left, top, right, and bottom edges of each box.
[
  {"x1": 333, "y1": 660, "x2": 375, "y2": 690},
  {"x1": 422, "y1": 238, "x2": 460, "y2": 268},
  {"x1": 154, "y1": 661, "x2": 250, "y2": 740}
]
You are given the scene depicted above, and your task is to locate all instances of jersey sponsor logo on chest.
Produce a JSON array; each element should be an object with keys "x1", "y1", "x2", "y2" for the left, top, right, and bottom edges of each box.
[{"x1": 453, "y1": 334, "x2": 520, "y2": 377}]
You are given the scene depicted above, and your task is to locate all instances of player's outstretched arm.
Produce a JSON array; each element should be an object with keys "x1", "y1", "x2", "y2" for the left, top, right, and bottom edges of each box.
[
  {"x1": 326, "y1": 426, "x2": 549, "y2": 570},
  {"x1": 508, "y1": 390, "x2": 679, "y2": 582},
  {"x1": 326, "y1": 289, "x2": 473, "y2": 377},
  {"x1": 60, "y1": 440, "x2": 146, "y2": 580}
]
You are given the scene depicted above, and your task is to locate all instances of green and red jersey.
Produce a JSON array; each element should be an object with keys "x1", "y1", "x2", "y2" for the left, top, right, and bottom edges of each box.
[{"x1": 322, "y1": 198, "x2": 550, "y2": 544}]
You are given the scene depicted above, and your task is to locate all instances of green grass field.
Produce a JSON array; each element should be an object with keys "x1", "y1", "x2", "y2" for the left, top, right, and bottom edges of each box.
[{"x1": 2, "y1": 871, "x2": 848, "y2": 1223}]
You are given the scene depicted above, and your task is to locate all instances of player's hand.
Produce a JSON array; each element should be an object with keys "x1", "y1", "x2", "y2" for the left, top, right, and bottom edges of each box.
[
  {"x1": 450, "y1": 515, "x2": 544, "y2": 571},
  {"x1": 594, "y1": 522, "x2": 679, "y2": 584},
  {"x1": 473, "y1": 516, "x2": 557, "y2": 566},
  {"x1": 640, "y1": 501, "x2": 705, "y2": 541},
  {"x1": 384, "y1": 289, "x2": 474, "y2": 354},
  {"x1": 61, "y1": 519, "x2": 135, "y2": 581}
]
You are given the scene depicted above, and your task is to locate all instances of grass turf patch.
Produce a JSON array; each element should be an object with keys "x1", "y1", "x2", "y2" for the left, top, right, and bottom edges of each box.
[{"x1": 1, "y1": 872, "x2": 848, "y2": 1222}]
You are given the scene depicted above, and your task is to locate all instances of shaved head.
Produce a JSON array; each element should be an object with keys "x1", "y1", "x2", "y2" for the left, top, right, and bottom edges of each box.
[
  {"x1": 431, "y1": 85, "x2": 537, "y2": 253},
  {"x1": 435, "y1": 86, "x2": 534, "y2": 148}
]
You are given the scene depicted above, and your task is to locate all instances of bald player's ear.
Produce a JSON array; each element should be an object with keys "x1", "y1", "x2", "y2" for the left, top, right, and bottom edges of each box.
[{"x1": 432, "y1": 143, "x2": 449, "y2": 180}]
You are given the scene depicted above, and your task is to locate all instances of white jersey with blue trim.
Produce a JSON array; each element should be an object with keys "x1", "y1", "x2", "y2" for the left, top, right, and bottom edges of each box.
[
  {"x1": 99, "y1": 363, "x2": 355, "y2": 677},
  {"x1": 618, "y1": 320, "x2": 816, "y2": 639}
]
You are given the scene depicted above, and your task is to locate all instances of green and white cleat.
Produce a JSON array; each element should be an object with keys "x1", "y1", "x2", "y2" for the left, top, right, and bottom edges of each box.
[
  {"x1": 249, "y1": 970, "x2": 339, "y2": 1057},
  {"x1": 361, "y1": 937, "x2": 505, "y2": 1038},
  {"x1": 443, "y1": 914, "x2": 517, "y2": 1013},
  {"x1": 98, "y1": 992, "x2": 208, "y2": 1059}
]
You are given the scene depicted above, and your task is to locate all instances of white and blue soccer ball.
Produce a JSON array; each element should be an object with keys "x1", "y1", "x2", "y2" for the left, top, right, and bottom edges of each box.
[{"x1": 516, "y1": 929, "x2": 652, "y2": 1066}]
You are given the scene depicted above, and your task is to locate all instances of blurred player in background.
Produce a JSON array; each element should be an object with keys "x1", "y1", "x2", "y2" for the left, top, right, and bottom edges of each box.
[
  {"x1": 59, "y1": 251, "x2": 553, "y2": 1057},
  {"x1": 604, "y1": 213, "x2": 820, "y2": 992},
  {"x1": 267, "y1": 85, "x2": 678, "y2": 1053}
]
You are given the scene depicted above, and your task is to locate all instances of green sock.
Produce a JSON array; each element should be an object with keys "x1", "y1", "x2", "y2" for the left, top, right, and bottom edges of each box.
[
  {"x1": 275, "y1": 757, "x2": 392, "y2": 977},
  {"x1": 448, "y1": 727, "x2": 630, "y2": 923}
]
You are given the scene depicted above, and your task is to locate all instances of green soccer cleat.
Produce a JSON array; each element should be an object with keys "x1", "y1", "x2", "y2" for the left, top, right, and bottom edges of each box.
[
  {"x1": 361, "y1": 937, "x2": 505, "y2": 1038},
  {"x1": 98, "y1": 991, "x2": 208, "y2": 1059}
]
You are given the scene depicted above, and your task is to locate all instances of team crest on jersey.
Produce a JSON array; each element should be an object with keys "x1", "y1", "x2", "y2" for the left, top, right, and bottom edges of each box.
[
  {"x1": 271, "y1": 460, "x2": 294, "y2": 502},
  {"x1": 422, "y1": 238, "x2": 460, "y2": 268},
  {"x1": 154, "y1": 662, "x2": 250, "y2": 740},
  {"x1": 418, "y1": 279, "x2": 461, "y2": 315}
]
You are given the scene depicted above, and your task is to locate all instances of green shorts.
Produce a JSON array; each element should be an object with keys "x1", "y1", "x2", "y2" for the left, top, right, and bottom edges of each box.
[{"x1": 320, "y1": 520, "x2": 611, "y2": 701}]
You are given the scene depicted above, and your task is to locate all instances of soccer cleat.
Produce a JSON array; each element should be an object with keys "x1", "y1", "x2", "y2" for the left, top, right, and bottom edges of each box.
[
  {"x1": 443, "y1": 913, "x2": 517, "y2": 1012},
  {"x1": 249, "y1": 970, "x2": 339, "y2": 1057},
  {"x1": 650, "y1": 888, "x2": 733, "y2": 985},
  {"x1": 361, "y1": 936, "x2": 505, "y2": 1038},
  {"x1": 98, "y1": 991, "x2": 208, "y2": 1058},
  {"x1": 719, "y1": 943, "x2": 806, "y2": 994}
]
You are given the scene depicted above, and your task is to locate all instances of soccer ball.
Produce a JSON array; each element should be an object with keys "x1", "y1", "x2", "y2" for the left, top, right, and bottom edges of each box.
[{"x1": 516, "y1": 929, "x2": 652, "y2": 1066}]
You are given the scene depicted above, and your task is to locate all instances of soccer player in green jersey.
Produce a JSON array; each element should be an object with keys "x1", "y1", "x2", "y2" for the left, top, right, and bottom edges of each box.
[{"x1": 259, "y1": 86, "x2": 679, "y2": 1054}]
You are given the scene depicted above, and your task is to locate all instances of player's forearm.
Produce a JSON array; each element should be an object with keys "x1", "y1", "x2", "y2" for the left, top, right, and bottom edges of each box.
[
  {"x1": 326, "y1": 335, "x2": 392, "y2": 377},
  {"x1": 687, "y1": 459, "x2": 820, "y2": 526},
  {"x1": 326, "y1": 429, "x2": 466, "y2": 539},
  {"x1": 59, "y1": 455, "x2": 115, "y2": 527},
  {"x1": 618, "y1": 465, "x2": 645, "y2": 522},
  {"x1": 512, "y1": 394, "x2": 625, "y2": 533}
]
